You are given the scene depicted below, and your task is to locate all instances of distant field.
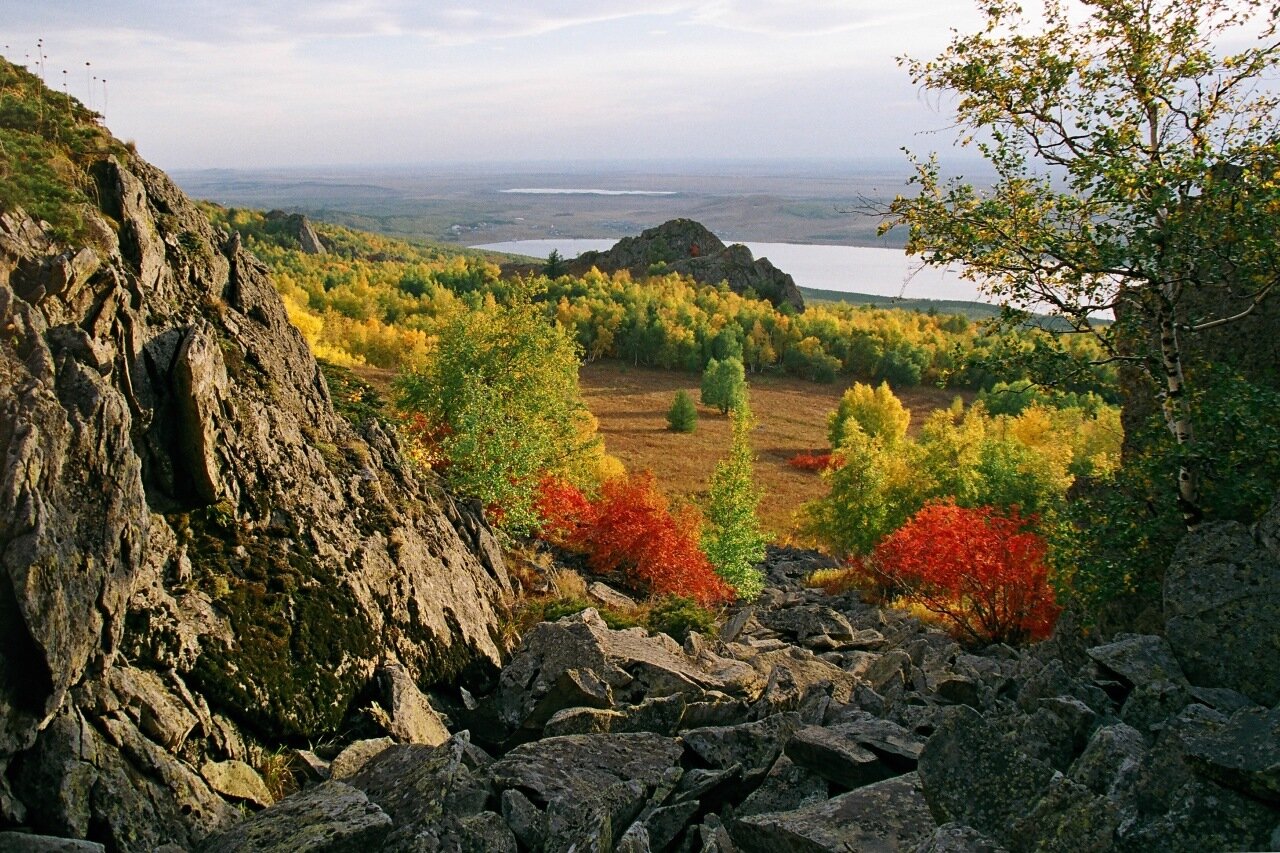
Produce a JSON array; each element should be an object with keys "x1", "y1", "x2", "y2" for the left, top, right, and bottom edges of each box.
[
  {"x1": 578, "y1": 360, "x2": 967, "y2": 540},
  {"x1": 352, "y1": 358, "x2": 966, "y2": 540}
]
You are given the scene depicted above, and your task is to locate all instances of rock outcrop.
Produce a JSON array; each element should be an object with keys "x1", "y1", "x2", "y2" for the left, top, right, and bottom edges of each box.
[
  {"x1": 0, "y1": 148, "x2": 508, "y2": 847},
  {"x1": 264, "y1": 210, "x2": 327, "y2": 254},
  {"x1": 547, "y1": 219, "x2": 805, "y2": 312},
  {"x1": 196, "y1": 532, "x2": 1280, "y2": 851}
]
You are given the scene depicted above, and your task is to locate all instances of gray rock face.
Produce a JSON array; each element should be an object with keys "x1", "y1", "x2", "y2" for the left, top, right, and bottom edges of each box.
[
  {"x1": 1182, "y1": 706, "x2": 1280, "y2": 803},
  {"x1": 1164, "y1": 520, "x2": 1280, "y2": 706},
  {"x1": 561, "y1": 219, "x2": 806, "y2": 311},
  {"x1": 917, "y1": 706, "x2": 1056, "y2": 846},
  {"x1": 733, "y1": 772, "x2": 936, "y2": 852},
  {"x1": 0, "y1": 147, "x2": 507, "y2": 848},
  {"x1": 199, "y1": 781, "x2": 391, "y2": 852}
]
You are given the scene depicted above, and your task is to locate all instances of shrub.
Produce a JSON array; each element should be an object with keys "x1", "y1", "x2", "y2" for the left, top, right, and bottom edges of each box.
[
  {"x1": 646, "y1": 595, "x2": 717, "y2": 643},
  {"x1": 873, "y1": 500, "x2": 1058, "y2": 645},
  {"x1": 666, "y1": 390, "x2": 698, "y2": 433},
  {"x1": 804, "y1": 566, "x2": 864, "y2": 596},
  {"x1": 701, "y1": 401, "x2": 768, "y2": 599},
  {"x1": 396, "y1": 285, "x2": 597, "y2": 533},
  {"x1": 787, "y1": 451, "x2": 834, "y2": 472},
  {"x1": 536, "y1": 474, "x2": 734, "y2": 606},
  {"x1": 701, "y1": 357, "x2": 747, "y2": 414}
]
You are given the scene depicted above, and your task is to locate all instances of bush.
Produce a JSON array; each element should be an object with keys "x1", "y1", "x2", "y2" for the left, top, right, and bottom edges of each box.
[
  {"x1": 873, "y1": 500, "x2": 1058, "y2": 645},
  {"x1": 535, "y1": 474, "x2": 734, "y2": 606},
  {"x1": 395, "y1": 285, "x2": 597, "y2": 533},
  {"x1": 701, "y1": 357, "x2": 747, "y2": 414},
  {"x1": 646, "y1": 595, "x2": 717, "y2": 643},
  {"x1": 787, "y1": 451, "x2": 834, "y2": 472},
  {"x1": 666, "y1": 390, "x2": 698, "y2": 432}
]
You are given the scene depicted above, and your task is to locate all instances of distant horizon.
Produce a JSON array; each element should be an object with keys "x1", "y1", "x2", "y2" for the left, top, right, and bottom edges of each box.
[{"x1": 8, "y1": 2, "x2": 988, "y2": 169}]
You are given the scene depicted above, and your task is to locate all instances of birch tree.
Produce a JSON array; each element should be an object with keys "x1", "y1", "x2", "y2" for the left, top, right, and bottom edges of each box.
[{"x1": 887, "y1": 0, "x2": 1280, "y2": 526}]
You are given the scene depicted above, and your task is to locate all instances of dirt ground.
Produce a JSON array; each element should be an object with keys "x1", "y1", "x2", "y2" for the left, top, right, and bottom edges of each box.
[
  {"x1": 578, "y1": 360, "x2": 965, "y2": 540},
  {"x1": 352, "y1": 358, "x2": 964, "y2": 540}
]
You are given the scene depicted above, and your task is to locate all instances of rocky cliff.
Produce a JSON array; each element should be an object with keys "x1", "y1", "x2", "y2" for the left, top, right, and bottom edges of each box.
[{"x1": 0, "y1": 148, "x2": 509, "y2": 847}]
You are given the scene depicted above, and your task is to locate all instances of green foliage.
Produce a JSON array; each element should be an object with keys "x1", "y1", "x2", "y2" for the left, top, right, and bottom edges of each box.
[
  {"x1": 804, "y1": 387, "x2": 1122, "y2": 557},
  {"x1": 395, "y1": 284, "x2": 597, "y2": 533},
  {"x1": 544, "y1": 249, "x2": 567, "y2": 278},
  {"x1": 887, "y1": 0, "x2": 1280, "y2": 521},
  {"x1": 666, "y1": 389, "x2": 698, "y2": 433},
  {"x1": 828, "y1": 381, "x2": 911, "y2": 448},
  {"x1": 0, "y1": 57, "x2": 125, "y2": 242},
  {"x1": 700, "y1": 356, "x2": 747, "y2": 414},
  {"x1": 1053, "y1": 371, "x2": 1280, "y2": 622},
  {"x1": 179, "y1": 510, "x2": 376, "y2": 739},
  {"x1": 318, "y1": 361, "x2": 386, "y2": 428},
  {"x1": 646, "y1": 595, "x2": 718, "y2": 643},
  {"x1": 701, "y1": 401, "x2": 768, "y2": 599}
]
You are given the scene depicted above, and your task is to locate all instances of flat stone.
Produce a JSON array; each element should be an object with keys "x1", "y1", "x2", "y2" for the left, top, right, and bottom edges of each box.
[
  {"x1": 1165, "y1": 520, "x2": 1280, "y2": 706},
  {"x1": 200, "y1": 760, "x2": 274, "y2": 808},
  {"x1": 1183, "y1": 706, "x2": 1280, "y2": 803},
  {"x1": 917, "y1": 706, "x2": 1055, "y2": 846},
  {"x1": 785, "y1": 726, "x2": 895, "y2": 789},
  {"x1": 329, "y1": 738, "x2": 394, "y2": 781},
  {"x1": 1086, "y1": 635, "x2": 1188, "y2": 690},
  {"x1": 732, "y1": 772, "x2": 935, "y2": 852},
  {"x1": 368, "y1": 663, "x2": 450, "y2": 746},
  {"x1": 588, "y1": 582, "x2": 637, "y2": 610},
  {"x1": 200, "y1": 781, "x2": 391, "y2": 853},
  {"x1": 0, "y1": 834, "x2": 106, "y2": 852}
]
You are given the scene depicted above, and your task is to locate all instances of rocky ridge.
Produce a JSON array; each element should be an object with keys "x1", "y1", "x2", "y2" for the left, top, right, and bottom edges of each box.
[
  {"x1": 507, "y1": 219, "x2": 806, "y2": 312},
  {"x1": 0, "y1": 149, "x2": 510, "y2": 849},
  {"x1": 192, "y1": 513, "x2": 1280, "y2": 853}
]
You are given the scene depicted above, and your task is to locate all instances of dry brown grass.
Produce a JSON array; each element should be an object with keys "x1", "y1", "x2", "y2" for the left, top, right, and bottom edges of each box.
[
  {"x1": 350, "y1": 359, "x2": 967, "y2": 540},
  {"x1": 579, "y1": 360, "x2": 968, "y2": 540}
]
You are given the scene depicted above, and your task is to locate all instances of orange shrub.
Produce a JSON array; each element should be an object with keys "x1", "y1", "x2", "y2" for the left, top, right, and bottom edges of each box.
[
  {"x1": 533, "y1": 476, "x2": 595, "y2": 546},
  {"x1": 534, "y1": 474, "x2": 734, "y2": 606},
  {"x1": 872, "y1": 500, "x2": 1058, "y2": 645},
  {"x1": 788, "y1": 451, "x2": 835, "y2": 472}
]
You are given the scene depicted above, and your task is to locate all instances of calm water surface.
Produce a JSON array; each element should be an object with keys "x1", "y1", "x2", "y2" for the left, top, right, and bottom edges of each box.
[{"x1": 471, "y1": 239, "x2": 986, "y2": 303}]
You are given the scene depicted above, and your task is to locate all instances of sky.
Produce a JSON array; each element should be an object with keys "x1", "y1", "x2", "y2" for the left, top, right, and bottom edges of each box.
[{"x1": 3, "y1": 1, "x2": 990, "y2": 170}]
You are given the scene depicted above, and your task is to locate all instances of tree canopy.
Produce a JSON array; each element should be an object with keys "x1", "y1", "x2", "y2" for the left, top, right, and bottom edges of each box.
[{"x1": 887, "y1": 0, "x2": 1280, "y2": 524}]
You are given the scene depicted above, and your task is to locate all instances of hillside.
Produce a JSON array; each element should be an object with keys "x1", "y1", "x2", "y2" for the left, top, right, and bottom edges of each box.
[{"x1": 0, "y1": 56, "x2": 508, "y2": 847}]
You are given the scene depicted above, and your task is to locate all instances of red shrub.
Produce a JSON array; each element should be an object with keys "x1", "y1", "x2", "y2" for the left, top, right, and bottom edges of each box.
[
  {"x1": 560, "y1": 473, "x2": 733, "y2": 606},
  {"x1": 872, "y1": 500, "x2": 1058, "y2": 645},
  {"x1": 534, "y1": 476, "x2": 595, "y2": 547},
  {"x1": 787, "y1": 451, "x2": 835, "y2": 472}
]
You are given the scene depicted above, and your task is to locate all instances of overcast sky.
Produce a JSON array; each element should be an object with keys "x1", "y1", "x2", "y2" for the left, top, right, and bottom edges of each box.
[{"x1": 4, "y1": 1, "x2": 988, "y2": 170}]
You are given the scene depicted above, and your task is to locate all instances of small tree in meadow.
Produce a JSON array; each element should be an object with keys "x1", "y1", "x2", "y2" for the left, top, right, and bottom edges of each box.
[
  {"x1": 701, "y1": 356, "x2": 746, "y2": 415},
  {"x1": 828, "y1": 380, "x2": 910, "y2": 448},
  {"x1": 702, "y1": 399, "x2": 768, "y2": 599},
  {"x1": 666, "y1": 390, "x2": 698, "y2": 433}
]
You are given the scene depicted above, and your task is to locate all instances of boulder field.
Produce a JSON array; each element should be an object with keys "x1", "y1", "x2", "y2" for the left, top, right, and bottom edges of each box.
[{"x1": 198, "y1": 527, "x2": 1279, "y2": 852}]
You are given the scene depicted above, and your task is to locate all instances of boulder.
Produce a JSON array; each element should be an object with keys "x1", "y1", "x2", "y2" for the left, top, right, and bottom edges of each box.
[
  {"x1": 732, "y1": 772, "x2": 935, "y2": 852},
  {"x1": 1164, "y1": 520, "x2": 1280, "y2": 706},
  {"x1": 345, "y1": 735, "x2": 489, "y2": 830},
  {"x1": 367, "y1": 663, "x2": 450, "y2": 746},
  {"x1": 488, "y1": 733, "x2": 684, "y2": 853},
  {"x1": 200, "y1": 781, "x2": 391, "y2": 852},
  {"x1": 329, "y1": 738, "x2": 394, "y2": 781},
  {"x1": 1182, "y1": 706, "x2": 1280, "y2": 803},
  {"x1": 200, "y1": 760, "x2": 274, "y2": 808},
  {"x1": 1086, "y1": 635, "x2": 1188, "y2": 690},
  {"x1": 0, "y1": 834, "x2": 106, "y2": 853},
  {"x1": 917, "y1": 706, "x2": 1056, "y2": 845},
  {"x1": 784, "y1": 726, "x2": 895, "y2": 789},
  {"x1": 736, "y1": 756, "x2": 829, "y2": 818},
  {"x1": 681, "y1": 714, "x2": 802, "y2": 780},
  {"x1": 913, "y1": 823, "x2": 1009, "y2": 853}
]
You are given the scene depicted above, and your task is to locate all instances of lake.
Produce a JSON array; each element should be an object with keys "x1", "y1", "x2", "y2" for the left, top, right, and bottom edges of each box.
[{"x1": 470, "y1": 239, "x2": 987, "y2": 303}]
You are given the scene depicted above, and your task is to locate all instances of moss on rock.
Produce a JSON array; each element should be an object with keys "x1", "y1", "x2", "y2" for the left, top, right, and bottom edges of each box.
[{"x1": 180, "y1": 507, "x2": 376, "y2": 740}]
